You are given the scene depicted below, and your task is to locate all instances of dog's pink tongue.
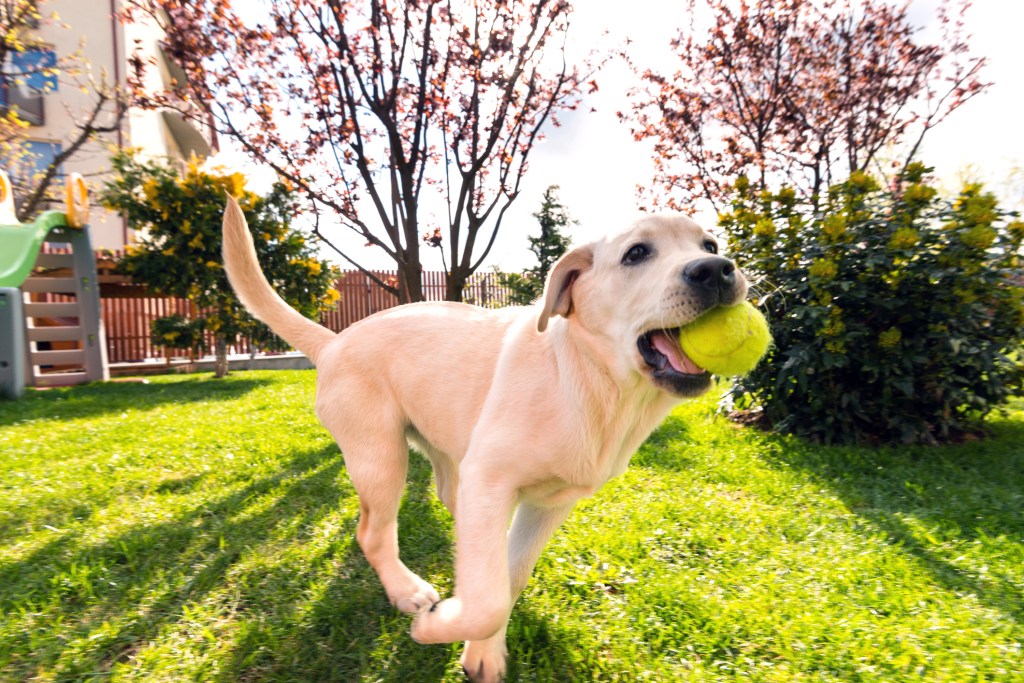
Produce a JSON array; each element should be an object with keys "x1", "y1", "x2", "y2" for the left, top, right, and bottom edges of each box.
[{"x1": 652, "y1": 331, "x2": 705, "y2": 375}]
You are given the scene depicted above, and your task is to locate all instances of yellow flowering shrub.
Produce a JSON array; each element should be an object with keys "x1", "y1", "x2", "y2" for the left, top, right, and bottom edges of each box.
[
  {"x1": 888, "y1": 227, "x2": 920, "y2": 251},
  {"x1": 719, "y1": 161, "x2": 1023, "y2": 444},
  {"x1": 102, "y1": 149, "x2": 341, "y2": 363},
  {"x1": 878, "y1": 327, "x2": 902, "y2": 349},
  {"x1": 808, "y1": 258, "x2": 838, "y2": 280},
  {"x1": 753, "y1": 218, "x2": 776, "y2": 237}
]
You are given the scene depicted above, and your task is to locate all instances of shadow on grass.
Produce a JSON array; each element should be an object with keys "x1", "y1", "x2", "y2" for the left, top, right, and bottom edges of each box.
[
  {"x1": 2, "y1": 371, "x2": 587, "y2": 681},
  {"x1": 761, "y1": 415, "x2": 1024, "y2": 625},
  {"x1": 0, "y1": 374, "x2": 274, "y2": 427},
  {"x1": 213, "y1": 454, "x2": 583, "y2": 682},
  {"x1": 214, "y1": 454, "x2": 459, "y2": 682},
  {"x1": 1, "y1": 441, "x2": 345, "y2": 680},
  {"x1": 505, "y1": 606, "x2": 588, "y2": 682}
]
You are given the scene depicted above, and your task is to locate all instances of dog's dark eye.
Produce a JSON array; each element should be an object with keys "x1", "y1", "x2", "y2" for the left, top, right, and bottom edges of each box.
[
  {"x1": 622, "y1": 243, "x2": 651, "y2": 266},
  {"x1": 702, "y1": 240, "x2": 718, "y2": 254}
]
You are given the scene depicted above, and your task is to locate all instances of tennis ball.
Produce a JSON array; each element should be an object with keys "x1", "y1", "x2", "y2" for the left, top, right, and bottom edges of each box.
[{"x1": 678, "y1": 301, "x2": 771, "y2": 376}]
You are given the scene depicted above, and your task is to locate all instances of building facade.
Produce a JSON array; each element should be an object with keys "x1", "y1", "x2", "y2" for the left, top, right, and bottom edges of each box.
[{"x1": 8, "y1": 0, "x2": 213, "y2": 249}]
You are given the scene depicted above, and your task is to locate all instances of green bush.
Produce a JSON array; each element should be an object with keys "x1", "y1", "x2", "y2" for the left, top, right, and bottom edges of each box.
[
  {"x1": 150, "y1": 314, "x2": 207, "y2": 357},
  {"x1": 720, "y1": 164, "x2": 1024, "y2": 444}
]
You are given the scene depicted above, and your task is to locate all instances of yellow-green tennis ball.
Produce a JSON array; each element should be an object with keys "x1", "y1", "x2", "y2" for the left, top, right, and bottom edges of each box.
[{"x1": 678, "y1": 301, "x2": 771, "y2": 376}]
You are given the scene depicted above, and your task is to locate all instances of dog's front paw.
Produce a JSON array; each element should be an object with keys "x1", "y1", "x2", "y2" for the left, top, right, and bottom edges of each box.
[
  {"x1": 411, "y1": 596, "x2": 464, "y2": 644},
  {"x1": 461, "y1": 637, "x2": 508, "y2": 683},
  {"x1": 412, "y1": 596, "x2": 509, "y2": 645}
]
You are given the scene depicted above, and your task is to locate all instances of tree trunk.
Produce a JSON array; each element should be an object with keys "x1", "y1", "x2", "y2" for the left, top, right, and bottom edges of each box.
[
  {"x1": 397, "y1": 261, "x2": 424, "y2": 303},
  {"x1": 445, "y1": 267, "x2": 470, "y2": 303},
  {"x1": 214, "y1": 335, "x2": 229, "y2": 378}
]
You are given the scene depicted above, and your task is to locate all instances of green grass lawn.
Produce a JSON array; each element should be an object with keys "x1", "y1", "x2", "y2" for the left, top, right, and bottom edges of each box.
[{"x1": 1, "y1": 370, "x2": 1021, "y2": 682}]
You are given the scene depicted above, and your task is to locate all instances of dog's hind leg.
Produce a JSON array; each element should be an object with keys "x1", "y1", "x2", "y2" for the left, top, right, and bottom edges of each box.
[{"x1": 330, "y1": 423, "x2": 441, "y2": 613}]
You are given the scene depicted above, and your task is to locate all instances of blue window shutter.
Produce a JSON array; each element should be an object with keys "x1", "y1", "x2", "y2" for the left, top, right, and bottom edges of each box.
[
  {"x1": 12, "y1": 48, "x2": 58, "y2": 92},
  {"x1": 22, "y1": 140, "x2": 63, "y2": 183},
  {"x1": 7, "y1": 48, "x2": 56, "y2": 125}
]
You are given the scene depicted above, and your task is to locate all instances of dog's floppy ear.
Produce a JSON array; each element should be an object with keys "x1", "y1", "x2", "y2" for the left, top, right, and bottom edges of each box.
[{"x1": 537, "y1": 245, "x2": 594, "y2": 333}]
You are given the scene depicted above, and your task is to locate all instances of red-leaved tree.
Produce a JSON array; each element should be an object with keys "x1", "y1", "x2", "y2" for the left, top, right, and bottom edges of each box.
[
  {"x1": 124, "y1": 0, "x2": 587, "y2": 302},
  {"x1": 625, "y1": 0, "x2": 988, "y2": 212}
]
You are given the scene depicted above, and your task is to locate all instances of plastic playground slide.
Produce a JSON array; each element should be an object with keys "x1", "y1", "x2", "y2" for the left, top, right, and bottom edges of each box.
[
  {"x1": 0, "y1": 171, "x2": 90, "y2": 288},
  {"x1": 0, "y1": 171, "x2": 97, "y2": 398}
]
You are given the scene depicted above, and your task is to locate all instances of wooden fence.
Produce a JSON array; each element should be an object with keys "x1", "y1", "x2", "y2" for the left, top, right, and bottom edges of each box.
[
  {"x1": 99, "y1": 293, "x2": 255, "y2": 364},
  {"x1": 98, "y1": 268, "x2": 513, "y2": 364}
]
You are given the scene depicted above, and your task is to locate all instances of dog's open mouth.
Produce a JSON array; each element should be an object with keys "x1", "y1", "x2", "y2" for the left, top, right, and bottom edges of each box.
[{"x1": 638, "y1": 329, "x2": 712, "y2": 396}]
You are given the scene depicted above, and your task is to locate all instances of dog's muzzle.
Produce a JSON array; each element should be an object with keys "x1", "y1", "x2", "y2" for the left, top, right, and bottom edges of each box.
[
  {"x1": 637, "y1": 256, "x2": 748, "y2": 397},
  {"x1": 638, "y1": 329, "x2": 712, "y2": 397}
]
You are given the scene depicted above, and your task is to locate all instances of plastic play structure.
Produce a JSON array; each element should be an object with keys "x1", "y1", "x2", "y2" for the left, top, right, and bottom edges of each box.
[{"x1": 0, "y1": 170, "x2": 108, "y2": 398}]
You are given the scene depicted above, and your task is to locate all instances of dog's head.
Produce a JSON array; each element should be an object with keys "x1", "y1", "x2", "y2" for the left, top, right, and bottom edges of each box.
[{"x1": 536, "y1": 214, "x2": 748, "y2": 398}]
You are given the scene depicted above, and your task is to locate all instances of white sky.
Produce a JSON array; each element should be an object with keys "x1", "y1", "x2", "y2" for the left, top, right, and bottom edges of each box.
[{"x1": 213, "y1": 0, "x2": 1024, "y2": 273}]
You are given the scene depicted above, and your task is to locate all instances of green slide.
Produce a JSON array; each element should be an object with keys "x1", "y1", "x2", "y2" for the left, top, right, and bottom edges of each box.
[{"x1": 0, "y1": 211, "x2": 71, "y2": 288}]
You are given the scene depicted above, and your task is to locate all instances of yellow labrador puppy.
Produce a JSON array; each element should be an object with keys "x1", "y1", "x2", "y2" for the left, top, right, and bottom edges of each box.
[{"x1": 222, "y1": 197, "x2": 748, "y2": 682}]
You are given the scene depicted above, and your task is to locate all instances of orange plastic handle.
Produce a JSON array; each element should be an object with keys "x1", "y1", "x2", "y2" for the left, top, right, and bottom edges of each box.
[{"x1": 65, "y1": 173, "x2": 90, "y2": 228}]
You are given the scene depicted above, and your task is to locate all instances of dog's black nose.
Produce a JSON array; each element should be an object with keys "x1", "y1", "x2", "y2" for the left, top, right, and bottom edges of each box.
[{"x1": 683, "y1": 256, "x2": 736, "y2": 293}]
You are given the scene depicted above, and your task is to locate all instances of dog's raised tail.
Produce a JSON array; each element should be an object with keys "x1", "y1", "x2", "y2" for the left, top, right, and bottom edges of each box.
[{"x1": 222, "y1": 195, "x2": 335, "y2": 365}]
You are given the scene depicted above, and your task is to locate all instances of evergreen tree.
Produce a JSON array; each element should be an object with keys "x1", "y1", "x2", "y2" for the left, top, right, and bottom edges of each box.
[{"x1": 502, "y1": 186, "x2": 575, "y2": 306}]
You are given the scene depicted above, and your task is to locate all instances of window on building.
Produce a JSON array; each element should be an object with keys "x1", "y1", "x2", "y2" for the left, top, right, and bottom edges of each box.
[
  {"x1": 24, "y1": 140, "x2": 63, "y2": 178},
  {"x1": 1, "y1": 47, "x2": 58, "y2": 126},
  {"x1": 13, "y1": 140, "x2": 64, "y2": 208}
]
